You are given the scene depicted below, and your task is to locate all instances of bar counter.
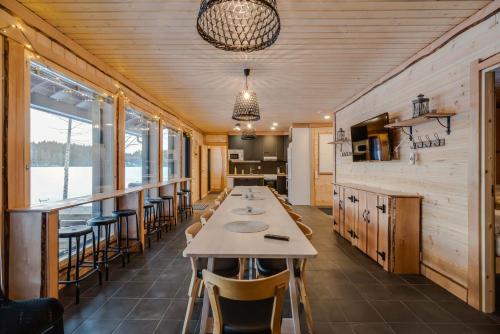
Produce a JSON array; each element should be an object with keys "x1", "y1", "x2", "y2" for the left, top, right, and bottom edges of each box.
[{"x1": 6, "y1": 178, "x2": 191, "y2": 300}]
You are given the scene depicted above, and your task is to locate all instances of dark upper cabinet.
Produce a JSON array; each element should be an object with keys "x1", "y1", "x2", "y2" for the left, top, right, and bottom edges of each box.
[
  {"x1": 228, "y1": 136, "x2": 244, "y2": 150},
  {"x1": 229, "y1": 135, "x2": 288, "y2": 161},
  {"x1": 263, "y1": 136, "x2": 277, "y2": 157}
]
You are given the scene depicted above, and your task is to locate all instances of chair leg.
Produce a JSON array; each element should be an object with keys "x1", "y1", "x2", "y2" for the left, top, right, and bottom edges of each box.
[
  {"x1": 197, "y1": 280, "x2": 205, "y2": 298},
  {"x1": 298, "y1": 277, "x2": 314, "y2": 334},
  {"x1": 182, "y1": 275, "x2": 201, "y2": 334}
]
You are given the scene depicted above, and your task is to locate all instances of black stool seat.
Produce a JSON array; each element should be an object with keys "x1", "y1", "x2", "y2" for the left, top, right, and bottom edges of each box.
[
  {"x1": 177, "y1": 191, "x2": 186, "y2": 196},
  {"x1": 112, "y1": 209, "x2": 136, "y2": 217},
  {"x1": 181, "y1": 189, "x2": 191, "y2": 193},
  {"x1": 160, "y1": 195, "x2": 174, "y2": 200},
  {"x1": 87, "y1": 216, "x2": 116, "y2": 226},
  {"x1": 144, "y1": 203, "x2": 154, "y2": 209},
  {"x1": 59, "y1": 225, "x2": 93, "y2": 238},
  {"x1": 146, "y1": 197, "x2": 163, "y2": 204}
]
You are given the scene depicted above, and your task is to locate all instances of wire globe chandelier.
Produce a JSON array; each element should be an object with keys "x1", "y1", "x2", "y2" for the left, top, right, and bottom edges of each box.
[
  {"x1": 232, "y1": 68, "x2": 260, "y2": 122},
  {"x1": 241, "y1": 126, "x2": 257, "y2": 140},
  {"x1": 197, "y1": 0, "x2": 281, "y2": 52}
]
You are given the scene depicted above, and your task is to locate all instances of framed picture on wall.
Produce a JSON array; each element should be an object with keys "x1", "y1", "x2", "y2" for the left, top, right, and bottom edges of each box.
[{"x1": 318, "y1": 133, "x2": 334, "y2": 175}]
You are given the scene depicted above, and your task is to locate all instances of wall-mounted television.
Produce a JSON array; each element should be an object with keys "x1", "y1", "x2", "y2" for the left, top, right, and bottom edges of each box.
[{"x1": 351, "y1": 113, "x2": 392, "y2": 162}]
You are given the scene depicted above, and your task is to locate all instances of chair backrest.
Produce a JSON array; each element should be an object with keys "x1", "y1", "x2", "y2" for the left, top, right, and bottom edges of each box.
[
  {"x1": 185, "y1": 222, "x2": 202, "y2": 244},
  {"x1": 200, "y1": 210, "x2": 214, "y2": 226},
  {"x1": 282, "y1": 203, "x2": 293, "y2": 212},
  {"x1": 296, "y1": 222, "x2": 313, "y2": 240},
  {"x1": 288, "y1": 210, "x2": 302, "y2": 223},
  {"x1": 203, "y1": 270, "x2": 290, "y2": 334}
]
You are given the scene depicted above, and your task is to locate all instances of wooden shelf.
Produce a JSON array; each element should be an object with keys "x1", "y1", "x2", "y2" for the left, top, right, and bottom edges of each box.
[
  {"x1": 384, "y1": 112, "x2": 456, "y2": 139},
  {"x1": 385, "y1": 112, "x2": 455, "y2": 129}
]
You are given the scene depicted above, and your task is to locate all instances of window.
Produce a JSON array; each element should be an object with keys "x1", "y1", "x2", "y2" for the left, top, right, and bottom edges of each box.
[
  {"x1": 124, "y1": 106, "x2": 159, "y2": 188},
  {"x1": 29, "y1": 62, "x2": 116, "y2": 260},
  {"x1": 162, "y1": 126, "x2": 181, "y2": 180},
  {"x1": 30, "y1": 62, "x2": 115, "y2": 205},
  {"x1": 183, "y1": 133, "x2": 192, "y2": 178}
]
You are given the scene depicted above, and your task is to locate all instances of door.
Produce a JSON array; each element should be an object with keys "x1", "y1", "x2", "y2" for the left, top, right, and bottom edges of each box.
[
  {"x1": 377, "y1": 196, "x2": 390, "y2": 270},
  {"x1": 344, "y1": 188, "x2": 359, "y2": 244},
  {"x1": 356, "y1": 191, "x2": 368, "y2": 253},
  {"x1": 366, "y1": 192, "x2": 379, "y2": 261}
]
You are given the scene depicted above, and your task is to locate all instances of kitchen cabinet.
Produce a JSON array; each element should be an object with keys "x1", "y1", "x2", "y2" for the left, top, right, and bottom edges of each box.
[
  {"x1": 263, "y1": 136, "x2": 277, "y2": 157},
  {"x1": 333, "y1": 183, "x2": 421, "y2": 274}
]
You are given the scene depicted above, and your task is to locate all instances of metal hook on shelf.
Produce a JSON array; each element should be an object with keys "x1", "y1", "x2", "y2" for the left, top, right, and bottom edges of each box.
[{"x1": 425, "y1": 135, "x2": 432, "y2": 148}]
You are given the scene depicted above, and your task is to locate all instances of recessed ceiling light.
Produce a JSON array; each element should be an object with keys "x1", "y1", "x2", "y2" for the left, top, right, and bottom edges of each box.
[
  {"x1": 324, "y1": 115, "x2": 331, "y2": 120},
  {"x1": 272, "y1": 122, "x2": 278, "y2": 127}
]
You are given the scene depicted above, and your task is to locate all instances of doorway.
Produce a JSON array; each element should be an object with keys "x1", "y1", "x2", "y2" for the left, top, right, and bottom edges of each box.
[{"x1": 471, "y1": 53, "x2": 500, "y2": 313}]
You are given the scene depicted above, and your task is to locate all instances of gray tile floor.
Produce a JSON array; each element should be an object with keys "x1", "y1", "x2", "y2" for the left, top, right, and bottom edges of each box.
[{"x1": 61, "y1": 196, "x2": 500, "y2": 333}]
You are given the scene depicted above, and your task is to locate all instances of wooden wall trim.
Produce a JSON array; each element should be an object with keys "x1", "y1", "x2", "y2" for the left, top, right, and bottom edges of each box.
[
  {"x1": 6, "y1": 40, "x2": 29, "y2": 209},
  {"x1": 334, "y1": 1, "x2": 500, "y2": 115},
  {"x1": 421, "y1": 263, "x2": 468, "y2": 302}
]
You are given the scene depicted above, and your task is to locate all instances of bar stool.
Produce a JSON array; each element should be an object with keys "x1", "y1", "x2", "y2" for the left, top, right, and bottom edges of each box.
[
  {"x1": 177, "y1": 191, "x2": 188, "y2": 222},
  {"x1": 87, "y1": 216, "x2": 125, "y2": 280},
  {"x1": 146, "y1": 197, "x2": 166, "y2": 237},
  {"x1": 181, "y1": 188, "x2": 193, "y2": 217},
  {"x1": 160, "y1": 194, "x2": 176, "y2": 228},
  {"x1": 58, "y1": 225, "x2": 101, "y2": 304},
  {"x1": 144, "y1": 202, "x2": 160, "y2": 248},
  {"x1": 112, "y1": 209, "x2": 140, "y2": 263}
]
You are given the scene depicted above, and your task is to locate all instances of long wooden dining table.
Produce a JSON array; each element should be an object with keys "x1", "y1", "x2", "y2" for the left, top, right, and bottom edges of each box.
[{"x1": 183, "y1": 186, "x2": 318, "y2": 334}]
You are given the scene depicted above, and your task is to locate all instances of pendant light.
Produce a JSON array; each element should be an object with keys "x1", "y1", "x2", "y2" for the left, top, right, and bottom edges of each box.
[
  {"x1": 232, "y1": 68, "x2": 260, "y2": 122},
  {"x1": 197, "y1": 0, "x2": 281, "y2": 52}
]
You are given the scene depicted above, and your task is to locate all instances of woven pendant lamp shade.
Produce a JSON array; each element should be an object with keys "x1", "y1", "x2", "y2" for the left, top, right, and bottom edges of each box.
[
  {"x1": 197, "y1": 0, "x2": 281, "y2": 52},
  {"x1": 241, "y1": 127, "x2": 257, "y2": 140},
  {"x1": 232, "y1": 68, "x2": 260, "y2": 121}
]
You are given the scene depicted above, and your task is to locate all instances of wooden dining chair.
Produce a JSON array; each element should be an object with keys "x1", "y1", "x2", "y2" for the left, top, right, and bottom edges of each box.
[
  {"x1": 255, "y1": 222, "x2": 314, "y2": 333},
  {"x1": 288, "y1": 210, "x2": 303, "y2": 223},
  {"x1": 210, "y1": 203, "x2": 220, "y2": 213},
  {"x1": 182, "y1": 222, "x2": 241, "y2": 334},
  {"x1": 200, "y1": 210, "x2": 213, "y2": 226},
  {"x1": 203, "y1": 270, "x2": 290, "y2": 334}
]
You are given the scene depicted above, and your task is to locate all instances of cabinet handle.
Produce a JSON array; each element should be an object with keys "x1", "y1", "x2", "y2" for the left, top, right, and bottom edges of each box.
[
  {"x1": 347, "y1": 229, "x2": 354, "y2": 237},
  {"x1": 339, "y1": 200, "x2": 343, "y2": 210},
  {"x1": 376, "y1": 204, "x2": 386, "y2": 213},
  {"x1": 377, "y1": 251, "x2": 386, "y2": 261},
  {"x1": 347, "y1": 195, "x2": 353, "y2": 202},
  {"x1": 333, "y1": 220, "x2": 338, "y2": 225},
  {"x1": 365, "y1": 210, "x2": 370, "y2": 224},
  {"x1": 334, "y1": 190, "x2": 338, "y2": 195}
]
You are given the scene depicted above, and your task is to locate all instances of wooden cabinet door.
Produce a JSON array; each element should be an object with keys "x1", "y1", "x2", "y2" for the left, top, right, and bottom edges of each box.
[
  {"x1": 344, "y1": 188, "x2": 358, "y2": 245},
  {"x1": 355, "y1": 191, "x2": 368, "y2": 253},
  {"x1": 365, "y1": 192, "x2": 379, "y2": 261},
  {"x1": 377, "y1": 196, "x2": 390, "y2": 270},
  {"x1": 333, "y1": 185, "x2": 341, "y2": 233},
  {"x1": 338, "y1": 187, "x2": 346, "y2": 237}
]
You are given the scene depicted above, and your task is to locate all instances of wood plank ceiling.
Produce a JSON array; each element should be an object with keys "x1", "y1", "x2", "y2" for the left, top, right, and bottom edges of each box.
[{"x1": 18, "y1": 0, "x2": 491, "y2": 132}]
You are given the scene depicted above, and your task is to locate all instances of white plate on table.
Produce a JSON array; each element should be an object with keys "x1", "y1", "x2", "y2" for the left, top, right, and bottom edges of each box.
[
  {"x1": 224, "y1": 221, "x2": 270, "y2": 233},
  {"x1": 231, "y1": 207, "x2": 266, "y2": 215}
]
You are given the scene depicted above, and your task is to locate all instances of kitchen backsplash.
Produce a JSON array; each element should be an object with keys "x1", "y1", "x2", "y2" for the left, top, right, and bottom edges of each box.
[{"x1": 229, "y1": 161, "x2": 286, "y2": 174}]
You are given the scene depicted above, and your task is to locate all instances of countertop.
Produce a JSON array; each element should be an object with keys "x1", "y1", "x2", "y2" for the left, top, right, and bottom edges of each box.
[{"x1": 226, "y1": 174, "x2": 265, "y2": 178}]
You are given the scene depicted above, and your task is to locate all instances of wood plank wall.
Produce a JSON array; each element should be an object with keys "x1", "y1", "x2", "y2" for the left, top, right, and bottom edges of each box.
[{"x1": 335, "y1": 14, "x2": 500, "y2": 295}]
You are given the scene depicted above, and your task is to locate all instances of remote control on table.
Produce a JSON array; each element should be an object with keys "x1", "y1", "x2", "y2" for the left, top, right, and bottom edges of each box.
[{"x1": 264, "y1": 234, "x2": 290, "y2": 241}]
